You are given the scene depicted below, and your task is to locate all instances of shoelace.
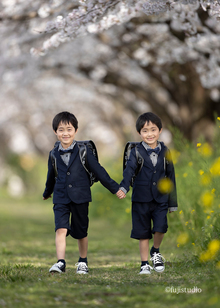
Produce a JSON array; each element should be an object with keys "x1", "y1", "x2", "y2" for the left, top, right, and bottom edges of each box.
[
  {"x1": 141, "y1": 264, "x2": 153, "y2": 271},
  {"x1": 75, "y1": 262, "x2": 88, "y2": 270},
  {"x1": 150, "y1": 253, "x2": 165, "y2": 264},
  {"x1": 56, "y1": 261, "x2": 65, "y2": 267}
]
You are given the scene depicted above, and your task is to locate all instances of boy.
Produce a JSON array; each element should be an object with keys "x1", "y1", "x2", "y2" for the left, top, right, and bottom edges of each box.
[
  {"x1": 43, "y1": 111, "x2": 122, "y2": 274},
  {"x1": 118, "y1": 112, "x2": 178, "y2": 274}
]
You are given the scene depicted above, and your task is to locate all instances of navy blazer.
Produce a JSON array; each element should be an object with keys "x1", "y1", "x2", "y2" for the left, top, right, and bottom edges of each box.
[
  {"x1": 43, "y1": 144, "x2": 120, "y2": 204},
  {"x1": 120, "y1": 142, "x2": 178, "y2": 209}
]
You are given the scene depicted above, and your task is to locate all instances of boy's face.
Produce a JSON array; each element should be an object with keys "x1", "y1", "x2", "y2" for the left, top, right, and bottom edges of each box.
[
  {"x1": 139, "y1": 121, "x2": 162, "y2": 148},
  {"x1": 54, "y1": 121, "x2": 77, "y2": 149}
]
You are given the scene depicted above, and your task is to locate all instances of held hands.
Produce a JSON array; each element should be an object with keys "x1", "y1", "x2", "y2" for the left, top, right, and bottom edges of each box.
[
  {"x1": 116, "y1": 189, "x2": 126, "y2": 199},
  {"x1": 43, "y1": 195, "x2": 52, "y2": 200}
]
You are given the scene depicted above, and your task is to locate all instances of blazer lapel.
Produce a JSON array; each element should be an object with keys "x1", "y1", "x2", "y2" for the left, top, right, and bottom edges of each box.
[
  {"x1": 138, "y1": 143, "x2": 154, "y2": 170},
  {"x1": 54, "y1": 147, "x2": 66, "y2": 167},
  {"x1": 67, "y1": 144, "x2": 79, "y2": 168}
]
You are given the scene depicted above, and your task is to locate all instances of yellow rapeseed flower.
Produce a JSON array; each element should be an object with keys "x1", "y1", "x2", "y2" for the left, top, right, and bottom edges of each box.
[
  {"x1": 208, "y1": 239, "x2": 220, "y2": 255},
  {"x1": 157, "y1": 178, "x2": 174, "y2": 194},
  {"x1": 183, "y1": 173, "x2": 188, "y2": 178},
  {"x1": 191, "y1": 209, "x2": 195, "y2": 214},
  {"x1": 177, "y1": 232, "x2": 189, "y2": 245},
  {"x1": 217, "y1": 117, "x2": 220, "y2": 121},
  {"x1": 192, "y1": 243, "x2": 195, "y2": 246},
  {"x1": 179, "y1": 210, "x2": 183, "y2": 214},
  {"x1": 197, "y1": 143, "x2": 202, "y2": 147},
  {"x1": 125, "y1": 208, "x2": 131, "y2": 214},
  {"x1": 165, "y1": 149, "x2": 180, "y2": 165},
  {"x1": 207, "y1": 216, "x2": 211, "y2": 220},
  {"x1": 200, "y1": 191, "x2": 214, "y2": 208},
  {"x1": 211, "y1": 189, "x2": 216, "y2": 194},
  {"x1": 188, "y1": 162, "x2": 193, "y2": 167},
  {"x1": 199, "y1": 251, "x2": 212, "y2": 262},
  {"x1": 200, "y1": 174, "x2": 211, "y2": 186},
  {"x1": 210, "y1": 157, "x2": 220, "y2": 176},
  {"x1": 199, "y1": 170, "x2": 204, "y2": 175},
  {"x1": 199, "y1": 143, "x2": 213, "y2": 157},
  {"x1": 185, "y1": 221, "x2": 188, "y2": 226}
]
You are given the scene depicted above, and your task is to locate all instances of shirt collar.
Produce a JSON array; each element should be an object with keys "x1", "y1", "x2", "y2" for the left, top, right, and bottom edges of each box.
[
  {"x1": 58, "y1": 141, "x2": 76, "y2": 152},
  {"x1": 142, "y1": 141, "x2": 161, "y2": 152}
]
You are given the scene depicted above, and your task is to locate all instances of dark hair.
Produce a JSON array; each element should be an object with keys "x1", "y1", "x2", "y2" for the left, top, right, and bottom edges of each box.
[
  {"x1": 136, "y1": 112, "x2": 162, "y2": 133},
  {"x1": 52, "y1": 111, "x2": 78, "y2": 132}
]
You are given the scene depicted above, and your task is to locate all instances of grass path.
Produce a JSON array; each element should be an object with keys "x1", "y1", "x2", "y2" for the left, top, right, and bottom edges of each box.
[{"x1": 0, "y1": 199, "x2": 219, "y2": 307}]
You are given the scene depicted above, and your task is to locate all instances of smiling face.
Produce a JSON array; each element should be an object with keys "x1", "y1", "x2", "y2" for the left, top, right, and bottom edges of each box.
[
  {"x1": 54, "y1": 121, "x2": 78, "y2": 149},
  {"x1": 139, "y1": 121, "x2": 162, "y2": 149}
]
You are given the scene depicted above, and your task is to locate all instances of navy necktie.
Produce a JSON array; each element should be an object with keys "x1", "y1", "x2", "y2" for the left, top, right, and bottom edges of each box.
[
  {"x1": 59, "y1": 148, "x2": 74, "y2": 155},
  {"x1": 147, "y1": 147, "x2": 160, "y2": 155}
]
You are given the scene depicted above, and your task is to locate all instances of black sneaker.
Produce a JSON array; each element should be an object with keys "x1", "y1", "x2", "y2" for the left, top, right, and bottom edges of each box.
[
  {"x1": 150, "y1": 252, "x2": 165, "y2": 273},
  {"x1": 75, "y1": 262, "x2": 88, "y2": 274},
  {"x1": 49, "y1": 261, "x2": 66, "y2": 273}
]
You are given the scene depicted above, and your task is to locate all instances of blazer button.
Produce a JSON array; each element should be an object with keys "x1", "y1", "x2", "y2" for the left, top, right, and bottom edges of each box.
[
  {"x1": 69, "y1": 184, "x2": 72, "y2": 188},
  {"x1": 154, "y1": 170, "x2": 156, "y2": 174},
  {"x1": 67, "y1": 172, "x2": 70, "y2": 175},
  {"x1": 153, "y1": 182, "x2": 156, "y2": 185}
]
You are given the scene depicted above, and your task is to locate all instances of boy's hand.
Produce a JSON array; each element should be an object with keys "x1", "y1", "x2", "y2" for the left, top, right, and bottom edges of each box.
[
  {"x1": 43, "y1": 195, "x2": 52, "y2": 200},
  {"x1": 116, "y1": 190, "x2": 126, "y2": 199}
]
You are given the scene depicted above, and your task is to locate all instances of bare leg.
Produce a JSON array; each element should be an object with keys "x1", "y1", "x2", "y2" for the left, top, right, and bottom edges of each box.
[
  {"x1": 55, "y1": 228, "x2": 67, "y2": 260},
  {"x1": 139, "y1": 239, "x2": 149, "y2": 261},
  {"x1": 153, "y1": 232, "x2": 164, "y2": 249},
  {"x1": 78, "y1": 236, "x2": 88, "y2": 258}
]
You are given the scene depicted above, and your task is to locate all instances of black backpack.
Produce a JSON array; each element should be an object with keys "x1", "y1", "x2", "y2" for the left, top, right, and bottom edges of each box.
[
  {"x1": 123, "y1": 142, "x2": 144, "y2": 187},
  {"x1": 50, "y1": 140, "x2": 99, "y2": 186},
  {"x1": 123, "y1": 142, "x2": 169, "y2": 187}
]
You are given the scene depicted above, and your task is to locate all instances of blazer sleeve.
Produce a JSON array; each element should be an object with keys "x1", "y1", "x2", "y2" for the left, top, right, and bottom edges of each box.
[
  {"x1": 166, "y1": 149, "x2": 178, "y2": 210},
  {"x1": 43, "y1": 152, "x2": 56, "y2": 199},
  {"x1": 119, "y1": 148, "x2": 138, "y2": 192},
  {"x1": 86, "y1": 147, "x2": 120, "y2": 194}
]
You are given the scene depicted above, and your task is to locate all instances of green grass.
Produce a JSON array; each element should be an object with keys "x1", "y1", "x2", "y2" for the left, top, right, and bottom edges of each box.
[{"x1": 0, "y1": 198, "x2": 219, "y2": 308}]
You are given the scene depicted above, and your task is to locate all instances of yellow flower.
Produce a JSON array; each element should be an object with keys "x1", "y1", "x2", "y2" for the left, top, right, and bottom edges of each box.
[
  {"x1": 183, "y1": 173, "x2": 188, "y2": 178},
  {"x1": 165, "y1": 149, "x2": 180, "y2": 165},
  {"x1": 200, "y1": 174, "x2": 211, "y2": 186},
  {"x1": 207, "y1": 216, "x2": 211, "y2": 220},
  {"x1": 200, "y1": 191, "x2": 214, "y2": 208},
  {"x1": 125, "y1": 208, "x2": 131, "y2": 214},
  {"x1": 208, "y1": 239, "x2": 220, "y2": 255},
  {"x1": 177, "y1": 232, "x2": 189, "y2": 245},
  {"x1": 199, "y1": 143, "x2": 212, "y2": 157},
  {"x1": 179, "y1": 210, "x2": 183, "y2": 214},
  {"x1": 192, "y1": 243, "x2": 195, "y2": 246},
  {"x1": 199, "y1": 170, "x2": 204, "y2": 175},
  {"x1": 217, "y1": 117, "x2": 220, "y2": 120},
  {"x1": 157, "y1": 178, "x2": 174, "y2": 194},
  {"x1": 199, "y1": 251, "x2": 212, "y2": 262},
  {"x1": 210, "y1": 157, "x2": 220, "y2": 176},
  {"x1": 191, "y1": 209, "x2": 195, "y2": 214},
  {"x1": 185, "y1": 221, "x2": 188, "y2": 226},
  {"x1": 211, "y1": 189, "x2": 216, "y2": 194},
  {"x1": 197, "y1": 143, "x2": 202, "y2": 147},
  {"x1": 188, "y1": 162, "x2": 193, "y2": 167},
  {"x1": 177, "y1": 244, "x2": 180, "y2": 247}
]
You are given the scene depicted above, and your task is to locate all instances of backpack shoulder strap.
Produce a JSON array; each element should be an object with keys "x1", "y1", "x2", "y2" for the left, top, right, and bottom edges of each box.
[
  {"x1": 123, "y1": 142, "x2": 144, "y2": 187},
  {"x1": 77, "y1": 140, "x2": 99, "y2": 186},
  {"x1": 50, "y1": 147, "x2": 58, "y2": 179}
]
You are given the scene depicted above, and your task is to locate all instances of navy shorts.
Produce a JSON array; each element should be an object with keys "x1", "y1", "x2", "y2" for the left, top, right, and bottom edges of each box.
[
  {"x1": 53, "y1": 202, "x2": 89, "y2": 239},
  {"x1": 131, "y1": 200, "x2": 168, "y2": 240}
]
